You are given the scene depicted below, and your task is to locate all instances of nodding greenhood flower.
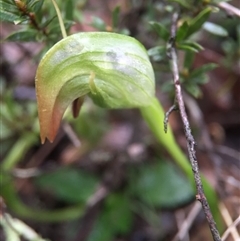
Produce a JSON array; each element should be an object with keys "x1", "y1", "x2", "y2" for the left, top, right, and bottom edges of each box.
[{"x1": 35, "y1": 32, "x2": 155, "y2": 143}]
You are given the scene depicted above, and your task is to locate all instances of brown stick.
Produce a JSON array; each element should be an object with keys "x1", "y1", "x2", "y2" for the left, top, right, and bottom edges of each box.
[{"x1": 168, "y1": 12, "x2": 222, "y2": 241}]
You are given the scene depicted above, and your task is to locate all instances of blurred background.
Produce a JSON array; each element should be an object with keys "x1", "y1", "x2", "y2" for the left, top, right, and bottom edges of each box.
[{"x1": 0, "y1": 0, "x2": 239, "y2": 241}]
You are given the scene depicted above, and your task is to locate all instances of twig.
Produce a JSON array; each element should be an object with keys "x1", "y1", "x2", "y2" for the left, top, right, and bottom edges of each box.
[
  {"x1": 164, "y1": 104, "x2": 178, "y2": 133},
  {"x1": 221, "y1": 215, "x2": 240, "y2": 241},
  {"x1": 217, "y1": 2, "x2": 240, "y2": 18},
  {"x1": 14, "y1": 0, "x2": 48, "y2": 36},
  {"x1": 214, "y1": 145, "x2": 240, "y2": 162},
  {"x1": 63, "y1": 123, "x2": 81, "y2": 147},
  {"x1": 172, "y1": 202, "x2": 202, "y2": 241},
  {"x1": 219, "y1": 202, "x2": 240, "y2": 241},
  {"x1": 167, "y1": 12, "x2": 222, "y2": 241}
]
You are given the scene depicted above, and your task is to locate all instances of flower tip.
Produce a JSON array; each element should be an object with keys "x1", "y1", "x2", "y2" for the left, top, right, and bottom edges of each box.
[{"x1": 40, "y1": 134, "x2": 55, "y2": 144}]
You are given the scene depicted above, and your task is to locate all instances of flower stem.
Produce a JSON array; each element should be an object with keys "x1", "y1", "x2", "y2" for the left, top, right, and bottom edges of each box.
[
  {"x1": 51, "y1": 0, "x2": 67, "y2": 38},
  {"x1": 140, "y1": 97, "x2": 223, "y2": 231}
]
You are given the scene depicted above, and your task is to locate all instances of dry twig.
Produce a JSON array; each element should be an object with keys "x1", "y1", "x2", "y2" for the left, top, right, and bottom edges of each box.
[
  {"x1": 219, "y1": 202, "x2": 240, "y2": 241},
  {"x1": 217, "y1": 2, "x2": 240, "y2": 17},
  {"x1": 173, "y1": 202, "x2": 202, "y2": 241},
  {"x1": 167, "y1": 12, "x2": 222, "y2": 241}
]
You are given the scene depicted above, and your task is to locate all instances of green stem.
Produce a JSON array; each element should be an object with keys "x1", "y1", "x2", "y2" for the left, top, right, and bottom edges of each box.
[
  {"x1": 2, "y1": 133, "x2": 38, "y2": 172},
  {"x1": 51, "y1": 0, "x2": 67, "y2": 38},
  {"x1": 0, "y1": 129, "x2": 84, "y2": 222},
  {"x1": 0, "y1": 177, "x2": 85, "y2": 222},
  {"x1": 140, "y1": 97, "x2": 223, "y2": 230}
]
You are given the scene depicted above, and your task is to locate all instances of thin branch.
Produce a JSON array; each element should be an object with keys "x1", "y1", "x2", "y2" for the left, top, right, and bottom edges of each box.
[
  {"x1": 221, "y1": 215, "x2": 240, "y2": 241},
  {"x1": 164, "y1": 103, "x2": 178, "y2": 133},
  {"x1": 219, "y1": 202, "x2": 240, "y2": 241},
  {"x1": 63, "y1": 123, "x2": 81, "y2": 147},
  {"x1": 214, "y1": 145, "x2": 240, "y2": 162},
  {"x1": 172, "y1": 202, "x2": 202, "y2": 241},
  {"x1": 168, "y1": 12, "x2": 222, "y2": 241},
  {"x1": 217, "y1": 2, "x2": 240, "y2": 18},
  {"x1": 14, "y1": 1, "x2": 48, "y2": 36}
]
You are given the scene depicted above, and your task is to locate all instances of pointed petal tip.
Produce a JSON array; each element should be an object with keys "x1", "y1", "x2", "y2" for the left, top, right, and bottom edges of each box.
[{"x1": 40, "y1": 135, "x2": 55, "y2": 144}]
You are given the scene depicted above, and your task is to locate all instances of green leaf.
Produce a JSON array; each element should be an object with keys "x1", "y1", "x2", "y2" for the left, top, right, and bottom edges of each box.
[
  {"x1": 35, "y1": 168, "x2": 98, "y2": 203},
  {"x1": 0, "y1": 2, "x2": 21, "y2": 22},
  {"x1": 65, "y1": 0, "x2": 74, "y2": 20},
  {"x1": 191, "y1": 74, "x2": 209, "y2": 84},
  {"x1": 149, "y1": 21, "x2": 170, "y2": 41},
  {"x1": 27, "y1": 0, "x2": 43, "y2": 12},
  {"x1": 87, "y1": 217, "x2": 114, "y2": 241},
  {"x1": 190, "y1": 63, "x2": 218, "y2": 79},
  {"x1": 40, "y1": 15, "x2": 57, "y2": 28},
  {"x1": 203, "y1": 22, "x2": 228, "y2": 36},
  {"x1": 112, "y1": 5, "x2": 120, "y2": 29},
  {"x1": 184, "y1": 50, "x2": 195, "y2": 69},
  {"x1": 176, "y1": 21, "x2": 189, "y2": 41},
  {"x1": 148, "y1": 45, "x2": 166, "y2": 62},
  {"x1": 184, "y1": 83, "x2": 202, "y2": 98},
  {"x1": 0, "y1": 1, "x2": 19, "y2": 13},
  {"x1": 13, "y1": 18, "x2": 29, "y2": 25},
  {"x1": 186, "y1": 7, "x2": 212, "y2": 38},
  {"x1": 35, "y1": 32, "x2": 155, "y2": 143},
  {"x1": 132, "y1": 161, "x2": 194, "y2": 208},
  {"x1": 237, "y1": 24, "x2": 240, "y2": 47},
  {"x1": 161, "y1": 81, "x2": 174, "y2": 93},
  {"x1": 5, "y1": 29, "x2": 38, "y2": 41},
  {"x1": 177, "y1": 43, "x2": 199, "y2": 52},
  {"x1": 91, "y1": 16, "x2": 106, "y2": 31},
  {"x1": 87, "y1": 194, "x2": 133, "y2": 241},
  {"x1": 104, "y1": 194, "x2": 133, "y2": 234},
  {"x1": 181, "y1": 41, "x2": 204, "y2": 51}
]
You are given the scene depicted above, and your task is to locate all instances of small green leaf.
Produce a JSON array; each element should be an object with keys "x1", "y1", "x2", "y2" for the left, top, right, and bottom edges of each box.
[
  {"x1": 186, "y1": 7, "x2": 212, "y2": 38},
  {"x1": 181, "y1": 41, "x2": 204, "y2": 51},
  {"x1": 176, "y1": 21, "x2": 189, "y2": 41},
  {"x1": 65, "y1": 0, "x2": 74, "y2": 20},
  {"x1": 5, "y1": 29, "x2": 38, "y2": 42},
  {"x1": 161, "y1": 81, "x2": 174, "y2": 93},
  {"x1": 13, "y1": 17, "x2": 29, "y2": 25},
  {"x1": 91, "y1": 16, "x2": 106, "y2": 31},
  {"x1": 0, "y1": 9, "x2": 19, "y2": 23},
  {"x1": 177, "y1": 43, "x2": 199, "y2": 52},
  {"x1": 35, "y1": 168, "x2": 98, "y2": 203},
  {"x1": 185, "y1": 84, "x2": 202, "y2": 98},
  {"x1": 148, "y1": 45, "x2": 166, "y2": 62},
  {"x1": 203, "y1": 22, "x2": 228, "y2": 36},
  {"x1": 27, "y1": 0, "x2": 43, "y2": 12},
  {"x1": 88, "y1": 193, "x2": 133, "y2": 241},
  {"x1": 132, "y1": 161, "x2": 194, "y2": 207},
  {"x1": 191, "y1": 74, "x2": 209, "y2": 84},
  {"x1": 112, "y1": 5, "x2": 120, "y2": 29},
  {"x1": 149, "y1": 21, "x2": 170, "y2": 41},
  {"x1": 87, "y1": 218, "x2": 114, "y2": 241},
  {"x1": 40, "y1": 15, "x2": 57, "y2": 28},
  {"x1": 0, "y1": 1, "x2": 19, "y2": 13},
  {"x1": 104, "y1": 194, "x2": 133, "y2": 234},
  {"x1": 184, "y1": 51, "x2": 195, "y2": 69},
  {"x1": 237, "y1": 24, "x2": 240, "y2": 47},
  {"x1": 190, "y1": 63, "x2": 218, "y2": 79}
]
